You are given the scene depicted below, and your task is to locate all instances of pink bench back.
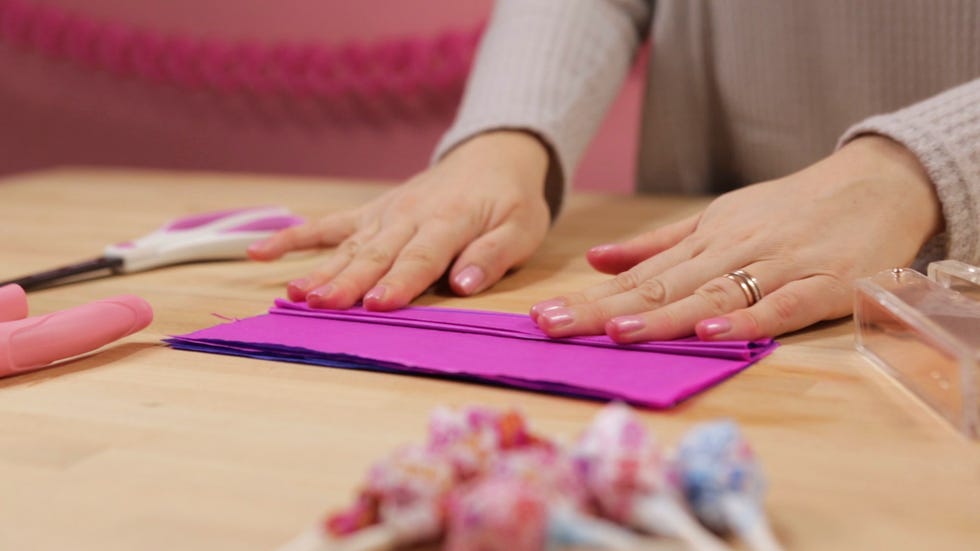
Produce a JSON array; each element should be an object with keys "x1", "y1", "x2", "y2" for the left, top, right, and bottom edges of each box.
[{"x1": 0, "y1": 0, "x2": 638, "y2": 193}]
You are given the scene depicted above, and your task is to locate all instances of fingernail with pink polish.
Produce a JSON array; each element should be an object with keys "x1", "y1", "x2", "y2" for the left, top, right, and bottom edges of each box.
[
  {"x1": 287, "y1": 278, "x2": 311, "y2": 302},
  {"x1": 529, "y1": 298, "x2": 566, "y2": 322},
  {"x1": 247, "y1": 239, "x2": 271, "y2": 255},
  {"x1": 306, "y1": 284, "x2": 336, "y2": 308},
  {"x1": 538, "y1": 307, "x2": 575, "y2": 332},
  {"x1": 696, "y1": 317, "x2": 732, "y2": 339},
  {"x1": 454, "y1": 265, "x2": 485, "y2": 295},
  {"x1": 588, "y1": 244, "x2": 619, "y2": 256},
  {"x1": 608, "y1": 316, "x2": 646, "y2": 340},
  {"x1": 364, "y1": 285, "x2": 386, "y2": 304}
]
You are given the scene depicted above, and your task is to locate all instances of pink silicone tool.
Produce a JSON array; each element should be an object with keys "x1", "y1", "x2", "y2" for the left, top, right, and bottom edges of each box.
[
  {"x1": 0, "y1": 206, "x2": 304, "y2": 291},
  {"x1": 0, "y1": 294, "x2": 153, "y2": 376},
  {"x1": 0, "y1": 284, "x2": 28, "y2": 322}
]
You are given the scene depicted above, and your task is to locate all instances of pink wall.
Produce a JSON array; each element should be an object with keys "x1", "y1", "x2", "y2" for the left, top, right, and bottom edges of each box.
[{"x1": 0, "y1": 0, "x2": 639, "y2": 193}]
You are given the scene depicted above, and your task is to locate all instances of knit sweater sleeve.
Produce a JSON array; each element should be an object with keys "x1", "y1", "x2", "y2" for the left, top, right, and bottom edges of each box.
[
  {"x1": 839, "y1": 78, "x2": 980, "y2": 267},
  {"x1": 432, "y1": 0, "x2": 651, "y2": 213}
]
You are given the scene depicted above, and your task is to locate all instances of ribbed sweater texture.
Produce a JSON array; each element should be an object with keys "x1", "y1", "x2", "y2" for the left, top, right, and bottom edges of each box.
[{"x1": 436, "y1": 0, "x2": 980, "y2": 266}]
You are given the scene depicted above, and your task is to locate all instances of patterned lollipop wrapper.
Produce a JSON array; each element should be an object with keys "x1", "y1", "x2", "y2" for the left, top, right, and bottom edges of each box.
[
  {"x1": 435, "y1": 417, "x2": 563, "y2": 551},
  {"x1": 427, "y1": 406, "x2": 551, "y2": 479},
  {"x1": 571, "y1": 402, "x2": 666, "y2": 522},
  {"x1": 326, "y1": 406, "x2": 549, "y2": 539},
  {"x1": 447, "y1": 445, "x2": 639, "y2": 551},
  {"x1": 490, "y1": 446, "x2": 589, "y2": 507},
  {"x1": 674, "y1": 419, "x2": 767, "y2": 533},
  {"x1": 445, "y1": 476, "x2": 550, "y2": 551},
  {"x1": 572, "y1": 404, "x2": 734, "y2": 551},
  {"x1": 326, "y1": 444, "x2": 456, "y2": 539}
]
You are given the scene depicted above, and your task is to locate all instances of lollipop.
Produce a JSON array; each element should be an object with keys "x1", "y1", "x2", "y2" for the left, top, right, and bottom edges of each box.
[
  {"x1": 673, "y1": 420, "x2": 783, "y2": 551},
  {"x1": 280, "y1": 407, "x2": 549, "y2": 551},
  {"x1": 280, "y1": 444, "x2": 454, "y2": 551},
  {"x1": 572, "y1": 403, "x2": 732, "y2": 551},
  {"x1": 446, "y1": 447, "x2": 656, "y2": 551},
  {"x1": 445, "y1": 476, "x2": 550, "y2": 551},
  {"x1": 427, "y1": 405, "x2": 550, "y2": 479}
]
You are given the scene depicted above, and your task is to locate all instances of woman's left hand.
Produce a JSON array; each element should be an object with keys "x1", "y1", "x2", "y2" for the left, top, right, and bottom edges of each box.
[{"x1": 530, "y1": 136, "x2": 945, "y2": 341}]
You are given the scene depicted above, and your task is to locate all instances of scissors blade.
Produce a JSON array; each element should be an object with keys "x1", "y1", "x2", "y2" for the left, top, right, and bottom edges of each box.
[{"x1": 0, "y1": 256, "x2": 124, "y2": 292}]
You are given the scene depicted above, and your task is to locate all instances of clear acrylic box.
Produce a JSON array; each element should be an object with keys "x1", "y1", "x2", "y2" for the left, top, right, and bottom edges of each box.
[
  {"x1": 928, "y1": 259, "x2": 980, "y2": 299},
  {"x1": 854, "y1": 264, "x2": 980, "y2": 438}
]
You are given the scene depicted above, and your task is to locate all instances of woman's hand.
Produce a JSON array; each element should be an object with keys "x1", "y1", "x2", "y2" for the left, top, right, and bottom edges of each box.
[
  {"x1": 248, "y1": 130, "x2": 552, "y2": 310},
  {"x1": 531, "y1": 136, "x2": 944, "y2": 341}
]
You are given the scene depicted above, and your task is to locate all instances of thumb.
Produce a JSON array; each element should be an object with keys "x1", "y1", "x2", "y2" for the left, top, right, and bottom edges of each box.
[
  {"x1": 247, "y1": 214, "x2": 356, "y2": 261},
  {"x1": 586, "y1": 213, "x2": 699, "y2": 274}
]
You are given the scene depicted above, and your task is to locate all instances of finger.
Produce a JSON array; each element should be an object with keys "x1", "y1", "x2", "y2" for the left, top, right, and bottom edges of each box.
[
  {"x1": 247, "y1": 213, "x2": 358, "y2": 261},
  {"x1": 449, "y1": 219, "x2": 546, "y2": 296},
  {"x1": 536, "y1": 249, "x2": 738, "y2": 337},
  {"x1": 283, "y1": 227, "x2": 381, "y2": 301},
  {"x1": 695, "y1": 274, "x2": 851, "y2": 341},
  {"x1": 603, "y1": 262, "x2": 785, "y2": 343},
  {"x1": 362, "y1": 219, "x2": 478, "y2": 311},
  {"x1": 586, "y1": 214, "x2": 699, "y2": 274},
  {"x1": 531, "y1": 237, "x2": 701, "y2": 325},
  {"x1": 284, "y1": 245, "x2": 354, "y2": 301},
  {"x1": 306, "y1": 225, "x2": 416, "y2": 309}
]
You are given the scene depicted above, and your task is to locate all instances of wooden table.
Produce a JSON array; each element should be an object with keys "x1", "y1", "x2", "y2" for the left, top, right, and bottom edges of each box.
[{"x1": 0, "y1": 168, "x2": 977, "y2": 551}]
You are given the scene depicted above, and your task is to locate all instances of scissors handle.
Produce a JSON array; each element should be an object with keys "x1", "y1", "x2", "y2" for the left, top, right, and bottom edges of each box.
[
  {"x1": 104, "y1": 206, "x2": 304, "y2": 273},
  {"x1": 1, "y1": 206, "x2": 303, "y2": 291}
]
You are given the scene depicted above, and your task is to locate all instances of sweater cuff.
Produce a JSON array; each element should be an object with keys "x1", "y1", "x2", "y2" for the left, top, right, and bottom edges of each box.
[
  {"x1": 433, "y1": 0, "x2": 650, "y2": 218},
  {"x1": 838, "y1": 78, "x2": 980, "y2": 269}
]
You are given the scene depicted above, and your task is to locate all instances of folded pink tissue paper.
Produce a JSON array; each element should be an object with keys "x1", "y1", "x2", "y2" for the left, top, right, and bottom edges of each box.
[{"x1": 166, "y1": 299, "x2": 777, "y2": 408}]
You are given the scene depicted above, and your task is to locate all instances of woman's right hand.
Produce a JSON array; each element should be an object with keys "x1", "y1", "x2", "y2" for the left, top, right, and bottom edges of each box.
[{"x1": 247, "y1": 130, "x2": 553, "y2": 310}]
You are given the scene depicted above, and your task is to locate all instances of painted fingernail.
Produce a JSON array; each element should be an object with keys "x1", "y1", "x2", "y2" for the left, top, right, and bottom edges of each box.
[
  {"x1": 287, "y1": 278, "x2": 311, "y2": 302},
  {"x1": 607, "y1": 316, "x2": 646, "y2": 341},
  {"x1": 247, "y1": 239, "x2": 271, "y2": 255},
  {"x1": 538, "y1": 307, "x2": 575, "y2": 332},
  {"x1": 364, "y1": 285, "x2": 386, "y2": 304},
  {"x1": 529, "y1": 298, "x2": 566, "y2": 322},
  {"x1": 696, "y1": 317, "x2": 732, "y2": 339},
  {"x1": 454, "y1": 265, "x2": 486, "y2": 295},
  {"x1": 588, "y1": 244, "x2": 618, "y2": 256},
  {"x1": 305, "y1": 284, "x2": 336, "y2": 308}
]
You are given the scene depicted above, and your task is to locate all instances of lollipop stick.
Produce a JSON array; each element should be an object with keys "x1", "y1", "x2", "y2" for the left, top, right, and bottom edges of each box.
[
  {"x1": 277, "y1": 524, "x2": 398, "y2": 551},
  {"x1": 551, "y1": 509, "x2": 684, "y2": 550},
  {"x1": 633, "y1": 495, "x2": 733, "y2": 551},
  {"x1": 721, "y1": 496, "x2": 784, "y2": 551},
  {"x1": 549, "y1": 506, "x2": 641, "y2": 550},
  {"x1": 276, "y1": 525, "x2": 331, "y2": 551},
  {"x1": 277, "y1": 526, "x2": 329, "y2": 551},
  {"x1": 741, "y1": 519, "x2": 784, "y2": 551}
]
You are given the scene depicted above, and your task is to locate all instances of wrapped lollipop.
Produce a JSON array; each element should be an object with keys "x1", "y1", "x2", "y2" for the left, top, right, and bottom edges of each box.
[
  {"x1": 673, "y1": 420, "x2": 783, "y2": 551},
  {"x1": 281, "y1": 406, "x2": 549, "y2": 551},
  {"x1": 446, "y1": 447, "x2": 662, "y2": 551},
  {"x1": 280, "y1": 444, "x2": 455, "y2": 551},
  {"x1": 572, "y1": 403, "x2": 732, "y2": 551},
  {"x1": 427, "y1": 405, "x2": 550, "y2": 479},
  {"x1": 445, "y1": 476, "x2": 550, "y2": 551}
]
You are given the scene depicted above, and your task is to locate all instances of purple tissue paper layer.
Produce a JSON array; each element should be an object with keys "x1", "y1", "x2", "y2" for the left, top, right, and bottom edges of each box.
[{"x1": 167, "y1": 301, "x2": 778, "y2": 408}]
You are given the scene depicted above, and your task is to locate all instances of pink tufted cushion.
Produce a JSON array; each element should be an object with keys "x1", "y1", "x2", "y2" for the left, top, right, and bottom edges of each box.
[{"x1": 0, "y1": 0, "x2": 639, "y2": 192}]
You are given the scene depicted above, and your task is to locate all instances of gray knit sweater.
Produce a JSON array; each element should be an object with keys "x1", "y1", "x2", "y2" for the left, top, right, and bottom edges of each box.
[{"x1": 435, "y1": 0, "x2": 980, "y2": 265}]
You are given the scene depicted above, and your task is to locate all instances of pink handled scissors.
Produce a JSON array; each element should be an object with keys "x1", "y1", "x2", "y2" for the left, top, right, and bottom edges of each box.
[{"x1": 1, "y1": 206, "x2": 304, "y2": 291}]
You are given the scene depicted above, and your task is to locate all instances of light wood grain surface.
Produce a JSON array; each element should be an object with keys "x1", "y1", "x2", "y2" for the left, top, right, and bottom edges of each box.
[{"x1": 0, "y1": 168, "x2": 977, "y2": 551}]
